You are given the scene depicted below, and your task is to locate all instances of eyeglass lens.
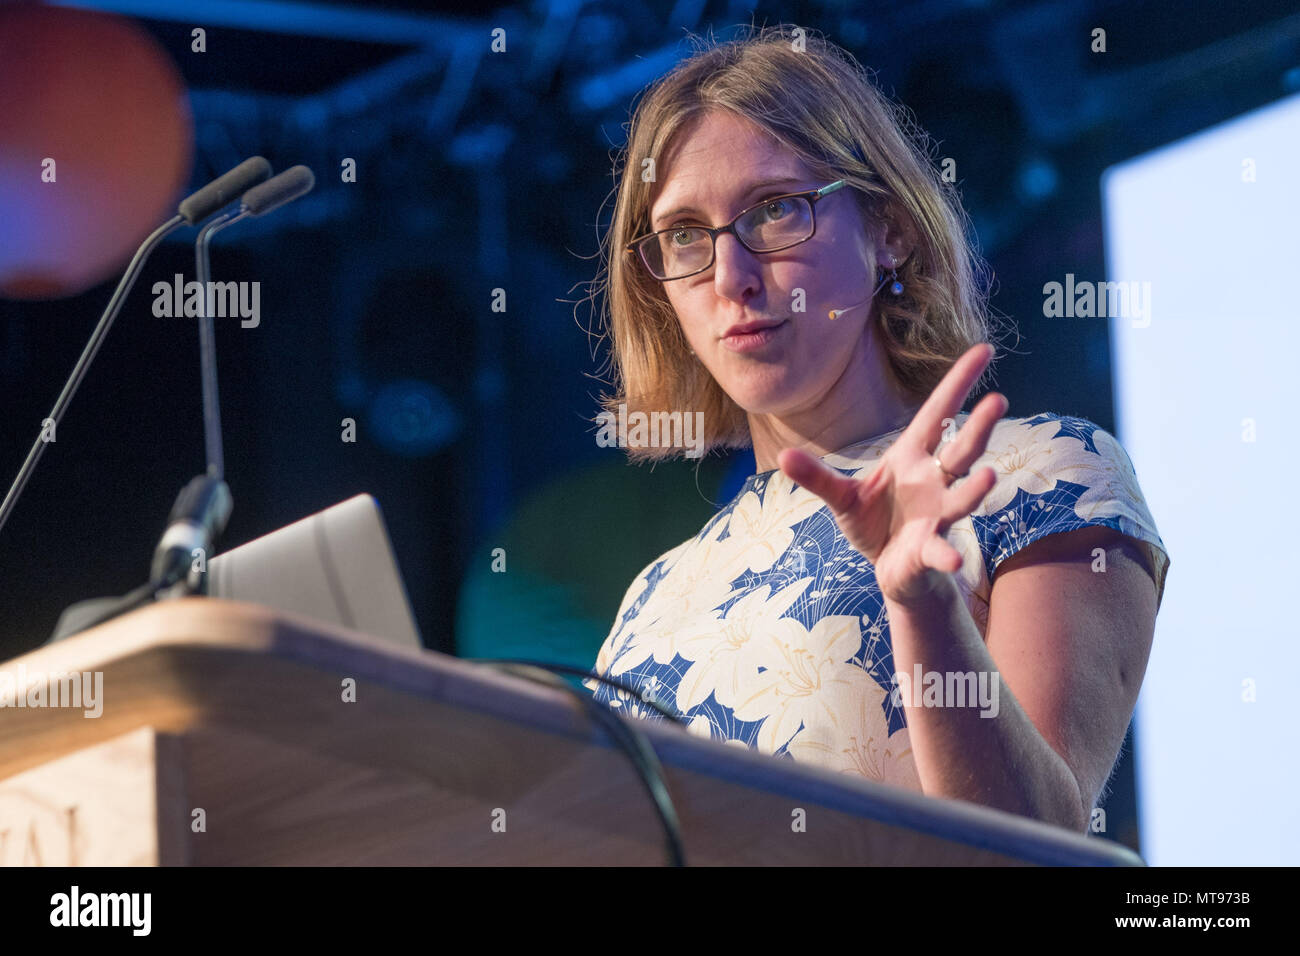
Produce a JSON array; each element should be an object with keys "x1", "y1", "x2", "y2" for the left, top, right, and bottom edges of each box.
[{"x1": 641, "y1": 196, "x2": 815, "y2": 279}]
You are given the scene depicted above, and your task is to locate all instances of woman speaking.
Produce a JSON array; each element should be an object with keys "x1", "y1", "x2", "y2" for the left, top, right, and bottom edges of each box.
[{"x1": 584, "y1": 25, "x2": 1168, "y2": 833}]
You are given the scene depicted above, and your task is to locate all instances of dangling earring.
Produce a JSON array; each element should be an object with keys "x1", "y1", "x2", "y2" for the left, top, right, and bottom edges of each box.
[{"x1": 869, "y1": 267, "x2": 904, "y2": 299}]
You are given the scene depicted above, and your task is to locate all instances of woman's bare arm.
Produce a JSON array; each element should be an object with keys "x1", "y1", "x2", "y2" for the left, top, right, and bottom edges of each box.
[{"x1": 885, "y1": 524, "x2": 1158, "y2": 830}]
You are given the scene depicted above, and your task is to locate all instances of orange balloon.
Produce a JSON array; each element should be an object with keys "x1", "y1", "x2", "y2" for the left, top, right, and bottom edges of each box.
[{"x1": 0, "y1": 4, "x2": 193, "y2": 300}]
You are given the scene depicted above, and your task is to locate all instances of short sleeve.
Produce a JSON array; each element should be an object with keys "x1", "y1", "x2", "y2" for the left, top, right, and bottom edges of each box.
[{"x1": 967, "y1": 414, "x2": 1170, "y2": 609}]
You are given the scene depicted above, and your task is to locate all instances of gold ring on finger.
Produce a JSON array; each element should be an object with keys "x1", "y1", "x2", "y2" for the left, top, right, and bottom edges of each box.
[{"x1": 933, "y1": 456, "x2": 962, "y2": 482}]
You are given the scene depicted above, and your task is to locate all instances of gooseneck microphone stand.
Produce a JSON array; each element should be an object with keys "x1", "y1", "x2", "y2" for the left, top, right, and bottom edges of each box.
[
  {"x1": 194, "y1": 208, "x2": 248, "y2": 483},
  {"x1": 42, "y1": 165, "x2": 316, "y2": 641},
  {"x1": 145, "y1": 208, "x2": 251, "y2": 600},
  {"x1": 0, "y1": 158, "x2": 274, "y2": 641},
  {"x1": 164, "y1": 167, "x2": 315, "y2": 604}
]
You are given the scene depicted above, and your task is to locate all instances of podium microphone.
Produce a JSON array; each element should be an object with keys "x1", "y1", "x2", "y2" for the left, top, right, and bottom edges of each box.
[
  {"x1": 44, "y1": 164, "x2": 318, "y2": 641},
  {"x1": 0, "y1": 157, "x2": 273, "y2": 537},
  {"x1": 38, "y1": 162, "x2": 321, "y2": 641},
  {"x1": 192, "y1": 166, "x2": 315, "y2": 482},
  {"x1": 151, "y1": 166, "x2": 318, "y2": 593}
]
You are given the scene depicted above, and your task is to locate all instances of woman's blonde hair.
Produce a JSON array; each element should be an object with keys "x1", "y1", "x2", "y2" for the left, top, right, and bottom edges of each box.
[{"x1": 589, "y1": 24, "x2": 998, "y2": 461}]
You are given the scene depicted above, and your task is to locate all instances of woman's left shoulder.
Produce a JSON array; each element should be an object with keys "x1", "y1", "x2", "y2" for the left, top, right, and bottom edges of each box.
[
  {"x1": 976, "y1": 411, "x2": 1143, "y2": 489},
  {"x1": 960, "y1": 410, "x2": 1170, "y2": 606}
]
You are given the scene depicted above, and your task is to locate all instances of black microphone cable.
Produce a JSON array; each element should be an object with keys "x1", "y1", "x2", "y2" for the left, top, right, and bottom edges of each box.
[{"x1": 464, "y1": 657, "x2": 688, "y2": 866}]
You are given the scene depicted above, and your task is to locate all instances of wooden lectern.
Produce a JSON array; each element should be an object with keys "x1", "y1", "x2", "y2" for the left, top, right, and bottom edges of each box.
[{"x1": 0, "y1": 599, "x2": 1143, "y2": 866}]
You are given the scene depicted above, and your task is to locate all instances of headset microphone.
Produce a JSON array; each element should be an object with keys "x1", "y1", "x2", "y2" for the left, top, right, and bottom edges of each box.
[
  {"x1": 828, "y1": 299, "x2": 870, "y2": 320},
  {"x1": 828, "y1": 269, "x2": 894, "y2": 320}
]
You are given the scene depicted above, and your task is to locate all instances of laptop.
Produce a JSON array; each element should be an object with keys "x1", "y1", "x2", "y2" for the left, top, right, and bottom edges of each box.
[{"x1": 207, "y1": 494, "x2": 422, "y2": 649}]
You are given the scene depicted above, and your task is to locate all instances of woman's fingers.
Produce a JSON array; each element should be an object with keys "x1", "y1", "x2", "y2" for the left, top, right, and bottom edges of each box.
[
  {"x1": 777, "y1": 447, "x2": 863, "y2": 516},
  {"x1": 937, "y1": 391, "x2": 1008, "y2": 476},
  {"x1": 939, "y1": 465, "x2": 998, "y2": 527},
  {"x1": 904, "y1": 343, "x2": 994, "y2": 452},
  {"x1": 921, "y1": 534, "x2": 964, "y2": 574}
]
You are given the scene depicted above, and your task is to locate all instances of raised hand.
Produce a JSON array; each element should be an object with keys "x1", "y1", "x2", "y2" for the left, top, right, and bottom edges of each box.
[{"x1": 777, "y1": 344, "x2": 1008, "y2": 605}]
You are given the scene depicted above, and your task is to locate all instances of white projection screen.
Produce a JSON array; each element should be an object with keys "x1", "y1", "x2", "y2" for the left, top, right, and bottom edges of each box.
[{"x1": 1102, "y1": 92, "x2": 1300, "y2": 866}]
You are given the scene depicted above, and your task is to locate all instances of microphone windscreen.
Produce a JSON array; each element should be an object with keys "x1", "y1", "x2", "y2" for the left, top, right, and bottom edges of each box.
[
  {"x1": 242, "y1": 166, "x2": 315, "y2": 217},
  {"x1": 177, "y1": 157, "x2": 273, "y2": 224}
]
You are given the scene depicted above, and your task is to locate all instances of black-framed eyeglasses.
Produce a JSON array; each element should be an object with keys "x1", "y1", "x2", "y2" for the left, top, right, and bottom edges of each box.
[{"x1": 626, "y1": 180, "x2": 849, "y2": 281}]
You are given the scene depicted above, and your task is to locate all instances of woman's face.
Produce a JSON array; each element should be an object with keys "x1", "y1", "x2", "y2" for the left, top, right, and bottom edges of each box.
[{"x1": 647, "y1": 109, "x2": 900, "y2": 419}]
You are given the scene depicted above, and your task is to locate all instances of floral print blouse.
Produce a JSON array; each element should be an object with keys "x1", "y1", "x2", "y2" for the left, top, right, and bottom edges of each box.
[{"x1": 584, "y1": 412, "x2": 1170, "y2": 790}]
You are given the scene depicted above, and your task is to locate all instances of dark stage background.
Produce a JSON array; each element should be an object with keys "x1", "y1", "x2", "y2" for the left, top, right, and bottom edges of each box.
[{"x1": 3, "y1": 0, "x2": 1297, "y2": 855}]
